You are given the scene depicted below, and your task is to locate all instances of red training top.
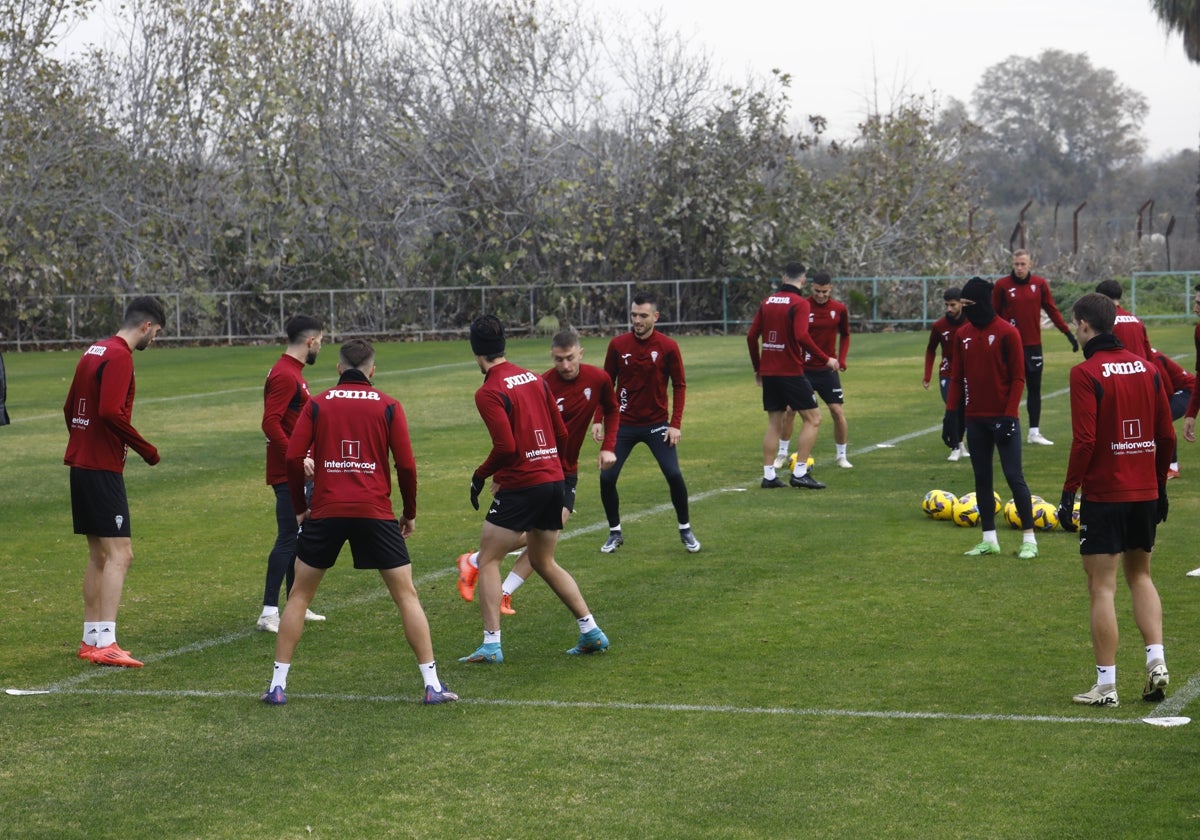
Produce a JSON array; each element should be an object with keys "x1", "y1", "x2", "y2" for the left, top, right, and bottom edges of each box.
[
  {"x1": 63, "y1": 335, "x2": 158, "y2": 472},
  {"x1": 992, "y1": 273, "x2": 1071, "y2": 347},
  {"x1": 474, "y1": 360, "x2": 569, "y2": 489},
  {"x1": 804, "y1": 297, "x2": 851, "y2": 372},
  {"x1": 605, "y1": 330, "x2": 687, "y2": 428},
  {"x1": 262, "y1": 353, "x2": 310, "y2": 486},
  {"x1": 746, "y1": 285, "x2": 828, "y2": 377},
  {"x1": 544, "y1": 363, "x2": 619, "y2": 476},
  {"x1": 924, "y1": 316, "x2": 962, "y2": 382},
  {"x1": 287, "y1": 370, "x2": 417, "y2": 521},
  {"x1": 1112, "y1": 306, "x2": 1154, "y2": 361},
  {"x1": 945, "y1": 317, "x2": 1026, "y2": 418}
]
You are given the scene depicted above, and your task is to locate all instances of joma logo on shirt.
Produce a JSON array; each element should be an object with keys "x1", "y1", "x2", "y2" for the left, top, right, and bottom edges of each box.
[
  {"x1": 1100, "y1": 360, "x2": 1147, "y2": 377},
  {"x1": 503, "y1": 372, "x2": 537, "y2": 389},
  {"x1": 766, "y1": 296, "x2": 791, "y2": 304},
  {"x1": 85, "y1": 344, "x2": 107, "y2": 357},
  {"x1": 325, "y1": 389, "x2": 381, "y2": 400}
]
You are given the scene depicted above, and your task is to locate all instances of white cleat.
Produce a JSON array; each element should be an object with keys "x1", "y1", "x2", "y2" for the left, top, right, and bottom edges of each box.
[
  {"x1": 256, "y1": 613, "x2": 281, "y2": 633},
  {"x1": 947, "y1": 448, "x2": 962, "y2": 462},
  {"x1": 1027, "y1": 431, "x2": 1054, "y2": 446},
  {"x1": 836, "y1": 457, "x2": 853, "y2": 469},
  {"x1": 304, "y1": 608, "x2": 326, "y2": 622},
  {"x1": 772, "y1": 453, "x2": 789, "y2": 470}
]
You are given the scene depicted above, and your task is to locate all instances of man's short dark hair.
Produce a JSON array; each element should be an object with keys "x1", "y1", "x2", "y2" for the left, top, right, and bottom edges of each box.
[
  {"x1": 784, "y1": 262, "x2": 806, "y2": 280},
  {"x1": 1094, "y1": 280, "x2": 1123, "y2": 301},
  {"x1": 285, "y1": 315, "x2": 323, "y2": 344},
  {"x1": 123, "y1": 296, "x2": 166, "y2": 330},
  {"x1": 810, "y1": 272, "x2": 832, "y2": 287},
  {"x1": 551, "y1": 329, "x2": 581, "y2": 351},
  {"x1": 943, "y1": 287, "x2": 962, "y2": 302},
  {"x1": 632, "y1": 291, "x2": 658, "y2": 310},
  {"x1": 1073, "y1": 292, "x2": 1116, "y2": 334},
  {"x1": 339, "y1": 338, "x2": 375, "y2": 370},
  {"x1": 469, "y1": 314, "x2": 506, "y2": 359}
]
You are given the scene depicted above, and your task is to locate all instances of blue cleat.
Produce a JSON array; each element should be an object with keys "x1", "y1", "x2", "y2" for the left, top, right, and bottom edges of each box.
[
  {"x1": 261, "y1": 685, "x2": 287, "y2": 705},
  {"x1": 423, "y1": 682, "x2": 460, "y2": 705},
  {"x1": 566, "y1": 628, "x2": 610, "y2": 655},
  {"x1": 459, "y1": 643, "x2": 503, "y2": 663}
]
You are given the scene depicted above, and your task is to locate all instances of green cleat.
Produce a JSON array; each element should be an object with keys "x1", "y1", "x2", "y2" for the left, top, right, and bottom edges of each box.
[
  {"x1": 1017, "y1": 542, "x2": 1039, "y2": 559},
  {"x1": 963, "y1": 541, "x2": 1001, "y2": 556}
]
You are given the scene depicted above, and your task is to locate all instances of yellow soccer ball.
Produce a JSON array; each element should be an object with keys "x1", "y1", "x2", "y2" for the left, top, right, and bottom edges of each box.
[
  {"x1": 951, "y1": 492, "x2": 981, "y2": 527},
  {"x1": 922, "y1": 489, "x2": 957, "y2": 520}
]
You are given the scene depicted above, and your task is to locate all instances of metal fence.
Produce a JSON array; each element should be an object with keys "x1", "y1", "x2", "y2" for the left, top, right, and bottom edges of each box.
[{"x1": 3, "y1": 271, "x2": 1197, "y2": 349}]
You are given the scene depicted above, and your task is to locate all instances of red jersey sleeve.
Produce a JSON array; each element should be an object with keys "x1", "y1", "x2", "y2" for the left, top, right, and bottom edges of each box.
[
  {"x1": 97, "y1": 349, "x2": 158, "y2": 465},
  {"x1": 388, "y1": 402, "x2": 418, "y2": 521}
]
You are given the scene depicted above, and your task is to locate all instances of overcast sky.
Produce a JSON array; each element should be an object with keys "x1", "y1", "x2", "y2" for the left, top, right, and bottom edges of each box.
[{"x1": 598, "y1": 0, "x2": 1200, "y2": 159}]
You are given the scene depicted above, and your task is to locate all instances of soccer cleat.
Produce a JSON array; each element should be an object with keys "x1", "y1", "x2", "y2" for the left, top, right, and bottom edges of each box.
[
  {"x1": 261, "y1": 685, "x2": 287, "y2": 705},
  {"x1": 456, "y1": 552, "x2": 478, "y2": 602},
  {"x1": 600, "y1": 531, "x2": 624, "y2": 553},
  {"x1": 1143, "y1": 659, "x2": 1169, "y2": 702},
  {"x1": 304, "y1": 608, "x2": 325, "y2": 622},
  {"x1": 947, "y1": 448, "x2": 962, "y2": 462},
  {"x1": 459, "y1": 643, "x2": 503, "y2": 663},
  {"x1": 500, "y1": 593, "x2": 516, "y2": 615},
  {"x1": 91, "y1": 644, "x2": 144, "y2": 668},
  {"x1": 760, "y1": 477, "x2": 787, "y2": 488},
  {"x1": 566, "y1": 628, "x2": 610, "y2": 655},
  {"x1": 1187, "y1": 567, "x2": 1200, "y2": 578},
  {"x1": 772, "y1": 452, "x2": 789, "y2": 470},
  {"x1": 836, "y1": 456, "x2": 853, "y2": 469},
  {"x1": 1072, "y1": 683, "x2": 1118, "y2": 707},
  {"x1": 963, "y1": 541, "x2": 1001, "y2": 556},
  {"x1": 1017, "y1": 542, "x2": 1039, "y2": 560},
  {"x1": 1027, "y1": 431, "x2": 1054, "y2": 446},
  {"x1": 77, "y1": 642, "x2": 97, "y2": 660},
  {"x1": 790, "y1": 473, "x2": 826, "y2": 490},
  {"x1": 680, "y1": 528, "x2": 701, "y2": 553},
  {"x1": 256, "y1": 613, "x2": 281, "y2": 633},
  {"x1": 1167, "y1": 467, "x2": 1180, "y2": 480},
  {"x1": 423, "y1": 682, "x2": 460, "y2": 705}
]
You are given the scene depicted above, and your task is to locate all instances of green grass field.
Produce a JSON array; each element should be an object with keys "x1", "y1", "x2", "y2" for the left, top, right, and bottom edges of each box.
[{"x1": 3, "y1": 327, "x2": 1200, "y2": 839}]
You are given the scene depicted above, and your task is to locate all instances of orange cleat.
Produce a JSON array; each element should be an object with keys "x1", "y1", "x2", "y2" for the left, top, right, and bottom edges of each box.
[
  {"x1": 90, "y1": 644, "x2": 144, "y2": 668},
  {"x1": 456, "y1": 552, "x2": 478, "y2": 602},
  {"x1": 1167, "y1": 468, "x2": 1180, "y2": 480},
  {"x1": 77, "y1": 642, "x2": 97, "y2": 661},
  {"x1": 500, "y1": 593, "x2": 516, "y2": 615}
]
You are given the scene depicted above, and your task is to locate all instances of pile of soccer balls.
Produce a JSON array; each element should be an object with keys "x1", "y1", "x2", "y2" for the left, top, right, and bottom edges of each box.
[{"x1": 922, "y1": 489, "x2": 1080, "y2": 530}]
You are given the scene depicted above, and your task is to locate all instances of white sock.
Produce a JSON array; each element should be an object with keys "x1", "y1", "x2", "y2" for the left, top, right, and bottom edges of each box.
[
  {"x1": 502, "y1": 572, "x2": 526, "y2": 596},
  {"x1": 678, "y1": 522, "x2": 691, "y2": 532},
  {"x1": 836, "y1": 443, "x2": 847, "y2": 459},
  {"x1": 97, "y1": 621, "x2": 117, "y2": 649},
  {"x1": 271, "y1": 661, "x2": 290, "y2": 691},
  {"x1": 1146, "y1": 644, "x2": 1165, "y2": 666},
  {"x1": 777, "y1": 441, "x2": 790, "y2": 457},
  {"x1": 764, "y1": 465, "x2": 777, "y2": 480},
  {"x1": 1096, "y1": 664, "x2": 1116, "y2": 686},
  {"x1": 1170, "y1": 462, "x2": 1179, "y2": 472},
  {"x1": 1022, "y1": 532, "x2": 1037, "y2": 544},
  {"x1": 260, "y1": 606, "x2": 279, "y2": 618},
  {"x1": 468, "y1": 551, "x2": 480, "y2": 570},
  {"x1": 83, "y1": 622, "x2": 100, "y2": 646},
  {"x1": 793, "y1": 462, "x2": 808, "y2": 478},
  {"x1": 483, "y1": 630, "x2": 501, "y2": 646},
  {"x1": 418, "y1": 660, "x2": 442, "y2": 690},
  {"x1": 981, "y1": 530, "x2": 999, "y2": 545},
  {"x1": 577, "y1": 614, "x2": 598, "y2": 634},
  {"x1": 1029, "y1": 426, "x2": 1040, "y2": 436}
]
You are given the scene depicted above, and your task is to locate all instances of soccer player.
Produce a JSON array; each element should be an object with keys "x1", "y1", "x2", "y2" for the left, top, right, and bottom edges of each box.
[
  {"x1": 747, "y1": 261, "x2": 837, "y2": 489},
  {"x1": 599, "y1": 291, "x2": 700, "y2": 552},
  {"x1": 992, "y1": 249, "x2": 1078, "y2": 445},
  {"x1": 460, "y1": 315, "x2": 609, "y2": 664},
  {"x1": 802, "y1": 272, "x2": 853, "y2": 468},
  {"x1": 261, "y1": 338, "x2": 457, "y2": 705},
  {"x1": 1056, "y1": 293, "x2": 1173, "y2": 707},
  {"x1": 1149, "y1": 347, "x2": 1194, "y2": 479},
  {"x1": 65, "y1": 296, "x2": 166, "y2": 668},
  {"x1": 924, "y1": 287, "x2": 967, "y2": 462},
  {"x1": 256, "y1": 315, "x2": 327, "y2": 633},
  {"x1": 946, "y1": 277, "x2": 1039, "y2": 558},
  {"x1": 1095, "y1": 280, "x2": 1154, "y2": 360},
  {"x1": 455, "y1": 329, "x2": 619, "y2": 614}
]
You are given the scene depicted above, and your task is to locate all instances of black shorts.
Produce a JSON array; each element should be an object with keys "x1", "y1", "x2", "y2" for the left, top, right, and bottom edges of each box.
[
  {"x1": 486, "y1": 481, "x2": 565, "y2": 532},
  {"x1": 761, "y1": 375, "x2": 817, "y2": 412},
  {"x1": 1078, "y1": 499, "x2": 1157, "y2": 555},
  {"x1": 70, "y1": 467, "x2": 131, "y2": 538},
  {"x1": 296, "y1": 517, "x2": 411, "y2": 570},
  {"x1": 804, "y1": 368, "x2": 844, "y2": 406},
  {"x1": 563, "y1": 473, "x2": 578, "y2": 514}
]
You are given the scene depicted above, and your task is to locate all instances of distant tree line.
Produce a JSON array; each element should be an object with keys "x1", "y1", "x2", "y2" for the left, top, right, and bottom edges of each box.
[{"x1": 0, "y1": 0, "x2": 1195, "y2": 338}]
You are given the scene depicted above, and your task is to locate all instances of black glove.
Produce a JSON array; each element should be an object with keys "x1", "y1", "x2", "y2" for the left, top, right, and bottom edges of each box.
[
  {"x1": 1157, "y1": 483, "x2": 1169, "y2": 523},
  {"x1": 941, "y1": 410, "x2": 959, "y2": 449},
  {"x1": 994, "y1": 417, "x2": 1018, "y2": 441},
  {"x1": 469, "y1": 473, "x2": 485, "y2": 510},
  {"x1": 1057, "y1": 490, "x2": 1078, "y2": 533},
  {"x1": 1066, "y1": 332, "x2": 1080, "y2": 353}
]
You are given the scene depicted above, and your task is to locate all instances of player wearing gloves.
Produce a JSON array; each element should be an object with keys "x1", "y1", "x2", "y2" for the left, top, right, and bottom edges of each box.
[
  {"x1": 993, "y1": 250, "x2": 1078, "y2": 445},
  {"x1": 1057, "y1": 293, "x2": 1173, "y2": 708},
  {"x1": 462, "y1": 315, "x2": 609, "y2": 664},
  {"x1": 946, "y1": 277, "x2": 1038, "y2": 558}
]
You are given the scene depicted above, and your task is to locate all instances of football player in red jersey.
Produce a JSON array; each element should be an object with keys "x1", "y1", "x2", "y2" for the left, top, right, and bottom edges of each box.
[
  {"x1": 65, "y1": 296, "x2": 165, "y2": 668},
  {"x1": 1058, "y1": 293, "x2": 1173, "y2": 707},
  {"x1": 455, "y1": 329, "x2": 619, "y2": 614},
  {"x1": 924, "y1": 287, "x2": 967, "y2": 461}
]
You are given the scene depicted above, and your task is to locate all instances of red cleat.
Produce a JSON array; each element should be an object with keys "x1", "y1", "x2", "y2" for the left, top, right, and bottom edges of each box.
[
  {"x1": 500, "y1": 593, "x2": 516, "y2": 615},
  {"x1": 90, "y1": 644, "x2": 144, "y2": 668},
  {"x1": 77, "y1": 642, "x2": 97, "y2": 660},
  {"x1": 457, "y1": 552, "x2": 478, "y2": 602}
]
